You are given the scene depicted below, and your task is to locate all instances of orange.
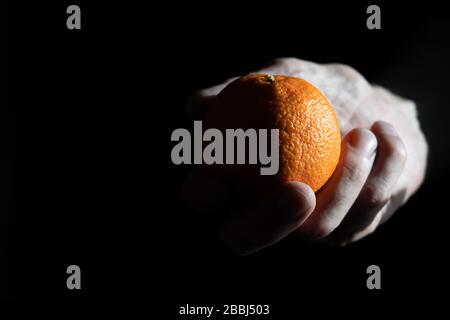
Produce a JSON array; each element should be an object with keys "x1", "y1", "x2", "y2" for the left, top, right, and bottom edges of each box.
[{"x1": 203, "y1": 73, "x2": 341, "y2": 200}]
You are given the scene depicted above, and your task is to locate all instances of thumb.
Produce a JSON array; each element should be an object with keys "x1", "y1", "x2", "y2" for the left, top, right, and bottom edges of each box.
[{"x1": 220, "y1": 182, "x2": 316, "y2": 255}]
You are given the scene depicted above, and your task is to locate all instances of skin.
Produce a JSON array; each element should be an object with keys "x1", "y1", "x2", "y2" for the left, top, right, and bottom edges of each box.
[{"x1": 183, "y1": 58, "x2": 428, "y2": 255}]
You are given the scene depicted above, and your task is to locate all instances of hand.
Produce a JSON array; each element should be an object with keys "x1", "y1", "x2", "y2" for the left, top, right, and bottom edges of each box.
[{"x1": 183, "y1": 58, "x2": 428, "y2": 255}]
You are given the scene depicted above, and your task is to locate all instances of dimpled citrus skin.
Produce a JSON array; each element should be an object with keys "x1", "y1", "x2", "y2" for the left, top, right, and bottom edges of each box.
[{"x1": 204, "y1": 73, "x2": 341, "y2": 194}]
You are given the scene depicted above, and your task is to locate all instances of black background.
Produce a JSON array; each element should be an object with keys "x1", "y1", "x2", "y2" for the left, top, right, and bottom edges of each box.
[{"x1": 6, "y1": 0, "x2": 450, "y2": 302}]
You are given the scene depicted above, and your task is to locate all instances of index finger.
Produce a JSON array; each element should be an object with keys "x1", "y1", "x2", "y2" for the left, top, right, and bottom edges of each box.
[{"x1": 185, "y1": 77, "x2": 237, "y2": 120}]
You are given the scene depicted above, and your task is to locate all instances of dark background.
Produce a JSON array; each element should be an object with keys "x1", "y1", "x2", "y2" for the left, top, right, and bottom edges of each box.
[{"x1": 6, "y1": 0, "x2": 450, "y2": 301}]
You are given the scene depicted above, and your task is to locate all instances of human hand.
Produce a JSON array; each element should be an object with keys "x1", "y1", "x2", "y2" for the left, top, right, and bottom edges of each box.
[{"x1": 183, "y1": 58, "x2": 428, "y2": 254}]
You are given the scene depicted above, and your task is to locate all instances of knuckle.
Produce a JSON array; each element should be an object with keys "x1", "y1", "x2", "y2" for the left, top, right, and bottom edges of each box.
[
  {"x1": 276, "y1": 57, "x2": 300, "y2": 65},
  {"x1": 386, "y1": 136, "x2": 407, "y2": 164},
  {"x1": 329, "y1": 63, "x2": 364, "y2": 80},
  {"x1": 403, "y1": 100, "x2": 418, "y2": 117},
  {"x1": 186, "y1": 89, "x2": 210, "y2": 107},
  {"x1": 271, "y1": 57, "x2": 301, "y2": 70},
  {"x1": 313, "y1": 220, "x2": 336, "y2": 239},
  {"x1": 362, "y1": 184, "x2": 390, "y2": 209},
  {"x1": 343, "y1": 160, "x2": 369, "y2": 183},
  {"x1": 363, "y1": 221, "x2": 379, "y2": 236},
  {"x1": 394, "y1": 144, "x2": 407, "y2": 166}
]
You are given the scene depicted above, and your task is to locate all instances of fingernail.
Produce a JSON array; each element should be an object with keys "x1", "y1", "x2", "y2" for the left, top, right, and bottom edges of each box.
[
  {"x1": 349, "y1": 129, "x2": 377, "y2": 158},
  {"x1": 376, "y1": 121, "x2": 398, "y2": 136}
]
